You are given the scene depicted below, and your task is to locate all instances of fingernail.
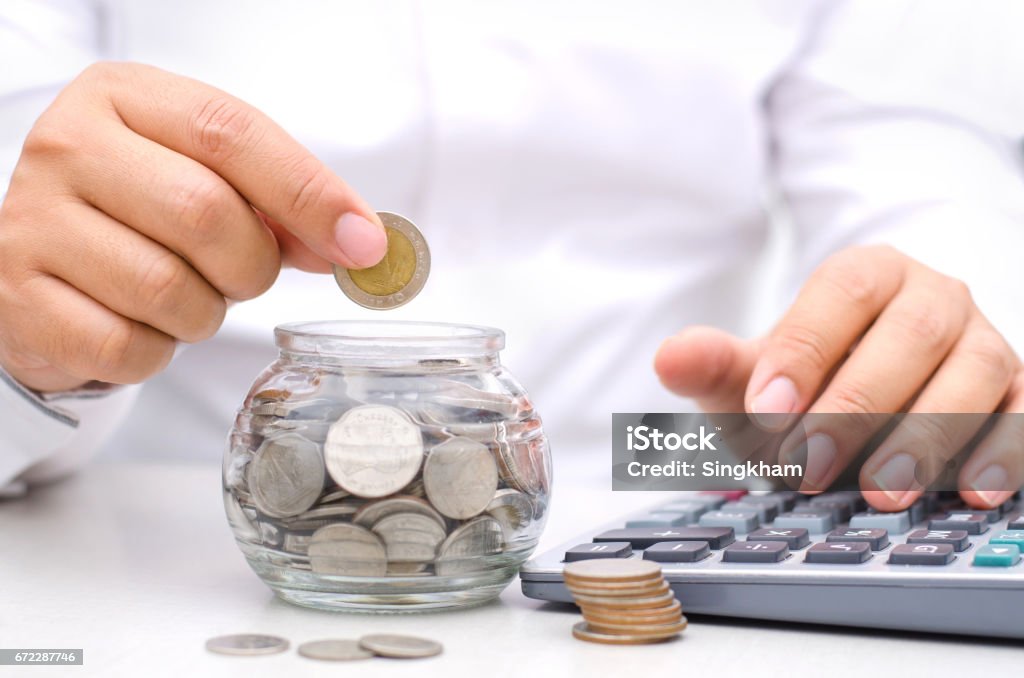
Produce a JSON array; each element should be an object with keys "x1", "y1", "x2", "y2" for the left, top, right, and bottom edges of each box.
[
  {"x1": 802, "y1": 433, "x2": 837, "y2": 490},
  {"x1": 334, "y1": 213, "x2": 387, "y2": 268},
  {"x1": 971, "y1": 465, "x2": 1009, "y2": 506},
  {"x1": 871, "y1": 452, "x2": 918, "y2": 505},
  {"x1": 750, "y1": 376, "x2": 798, "y2": 429}
]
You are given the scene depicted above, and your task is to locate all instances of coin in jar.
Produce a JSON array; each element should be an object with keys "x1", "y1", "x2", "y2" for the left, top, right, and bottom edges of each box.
[
  {"x1": 358, "y1": 634, "x2": 443, "y2": 658},
  {"x1": 485, "y1": 488, "x2": 534, "y2": 540},
  {"x1": 333, "y1": 211, "x2": 430, "y2": 310},
  {"x1": 205, "y1": 634, "x2": 289, "y2": 656},
  {"x1": 248, "y1": 434, "x2": 324, "y2": 519},
  {"x1": 308, "y1": 523, "x2": 388, "y2": 576},
  {"x1": 324, "y1": 405, "x2": 424, "y2": 498},
  {"x1": 435, "y1": 515, "x2": 504, "y2": 575},
  {"x1": 353, "y1": 495, "x2": 446, "y2": 530},
  {"x1": 424, "y1": 436, "x2": 498, "y2": 519},
  {"x1": 371, "y1": 512, "x2": 447, "y2": 562}
]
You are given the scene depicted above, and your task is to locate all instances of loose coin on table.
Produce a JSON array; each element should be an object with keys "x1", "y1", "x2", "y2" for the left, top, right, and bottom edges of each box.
[
  {"x1": 298, "y1": 639, "x2": 374, "y2": 662},
  {"x1": 358, "y1": 634, "x2": 443, "y2": 659},
  {"x1": 205, "y1": 634, "x2": 289, "y2": 656},
  {"x1": 324, "y1": 405, "x2": 424, "y2": 498},
  {"x1": 333, "y1": 211, "x2": 430, "y2": 310}
]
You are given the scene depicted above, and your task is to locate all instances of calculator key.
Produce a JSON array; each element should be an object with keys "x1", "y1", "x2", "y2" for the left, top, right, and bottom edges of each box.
[
  {"x1": 565, "y1": 542, "x2": 632, "y2": 561},
  {"x1": 747, "y1": 527, "x2": 810, "y2": 549},
  {"x1": 722, "y1": 501, "x2": 777, "y2": 523},
  {"x1": 806, "y1": 498, "x2": 852, "y2": 523},
  {"x1": 849, "y1": 511, "x2": 911, "y2": 534},
  {"x1": 687, "y1": 494, "x2": 727, "y2": 510},
  {"x1": 928, "y1": 512, "x2": 989, "y2": 535},
  {"x1": 656, "y1": 501, "x2": 709, "y2": 523},
  {"x1": 774, "y1": 511, "x2": 834, "y2": 533},
  {"x1": 826, "y1": 527, "x2": 890, "y2": 551},
  {"x1": 1008, "y1": 514, "x2": 1024, "y2": 530},
  {"x1": 723, "y1": 541, "x2": 789, "y2": 563},
  {"x1": 698, "y1": 510, "x2": 760, "y2": 533},
  {"x1": 973, "y1": 544, "x2": 1021, "y2": 567},
  {"x1": 643, "y1": 541, "x2": 711, "y2": 563},
  {"x1": 888, "y1": 543, "x2": 955, "y2": 565},
  {"x1": 908, "y1": 499, "x2": 929, "y2": 525},
  {"x1": 594, "y1": 527, "x2": 735, "y2": 550},
  {"x1": 989, "y1": 530, "x2": 1024, "y2": 551},
  {"x1": 701, "y1": 490, "x2": 748, "y2": 502},
  {"x1": 626, "y1": 512, "x2": 691, "y2": 528},
  {"x1": 734, "y1": 494, "x2": 789, "y2": 512},
  {"x1": 906, "y1": 529, "x2": 970, "y2": 552},
  {"x1": 804, "y1": 542, "x2": 872, "y2": 564}
]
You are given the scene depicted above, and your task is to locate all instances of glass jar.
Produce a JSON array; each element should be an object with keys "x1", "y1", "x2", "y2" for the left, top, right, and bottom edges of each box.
[{"x1": 222, "y1": 320, "x2": 551, "y2": 612}]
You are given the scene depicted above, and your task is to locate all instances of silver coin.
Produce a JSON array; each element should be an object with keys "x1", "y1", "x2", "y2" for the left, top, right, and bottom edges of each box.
[
  {"x1": 333, "y1": 211, "x2": 430, "y2": 310},
  {"x1": 257, "y1": 519, "x2": 284, "y2": 547},
  {"x1": 387, "y1": 561, "x2": 430, "y2": 575},
  {"x1": 485, "y1": 488, "x2": 535, "y2": 541},
  {"x1": 318, "y1": 488, "x2": 351, "y2": 504},
  {"x1": 223, "y1": 491, "x2": 259, "y2": 542},
  {"x1": 435, "y1": 515, "x2": 504, "y2": 576},
  {"x1": 353, "y1": 496, "x2": 446, "y2": 530},
  {"x1": 423, "y1": 437, "x2": 499, "y2": 520},
  {"x1": 308, "y1": 523, "x2": 387, "y2": 576},
  {"x1": 205, "y1": 634, "x2": 289, "y2": 656},
  {"x1": 282, "y1": 532, "x2": 313, "y2": 556},
  {"x1": 298, "y1": 639, "x2": 374, "y2": 662},
  {"x1": 358, "y1": 633, "x2": 443, "y2": 659},
  {"x1": 248, "y1": 434, "x2": 324, "y2": 518},
  {"x1": 284, "y1": 502, "x2": 360, "y2": 522},
  {"x1": 371, "y1": 512, "x2": 447, "y2": 563},
  {"x1": 324, "y1": 405, "x2": 424, "y2": 498},
  {"x1": 496, "y1": 437, "x2": 549, "y2": 496},
  {"x1": 432, "y1": 381, "x2": 530, "y2": 419}
]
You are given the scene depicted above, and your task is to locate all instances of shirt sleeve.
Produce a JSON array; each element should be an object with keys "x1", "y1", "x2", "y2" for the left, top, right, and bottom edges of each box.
[
  {"x1": 769, "y1": 0, "x2": 1024, "y2": 351},
  {"x1": 0, "y1": 1, "x2": 133, "y2": 491}
]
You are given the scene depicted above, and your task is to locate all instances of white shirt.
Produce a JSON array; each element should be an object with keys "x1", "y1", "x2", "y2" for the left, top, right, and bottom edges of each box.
[{"x1": 2, "y1": 0, "x2": 1023, "y2": 489}]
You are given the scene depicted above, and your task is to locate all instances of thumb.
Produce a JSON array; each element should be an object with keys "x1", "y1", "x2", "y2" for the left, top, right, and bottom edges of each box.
[{"x1": 654, "y1": 326, "x2": 759, "y2": 413}]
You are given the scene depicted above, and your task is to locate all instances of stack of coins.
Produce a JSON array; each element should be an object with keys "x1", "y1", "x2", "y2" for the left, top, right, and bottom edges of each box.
[{"x1": 563, "y1": 559, "x2": 686, "y2": 645}]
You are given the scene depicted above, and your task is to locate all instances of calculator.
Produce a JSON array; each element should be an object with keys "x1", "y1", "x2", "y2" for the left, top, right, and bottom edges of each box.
[{"x1": 520, "y1": 490, "x2": 1024, "y2": 639}]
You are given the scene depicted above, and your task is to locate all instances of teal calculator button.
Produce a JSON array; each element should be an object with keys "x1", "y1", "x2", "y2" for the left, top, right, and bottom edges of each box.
[
  {"x1": 973, "y1": 544, "x2": 1021, "y2": 567},
  {"x1": 989, "y1": 530, "x2": 1024, "y2": 550}
]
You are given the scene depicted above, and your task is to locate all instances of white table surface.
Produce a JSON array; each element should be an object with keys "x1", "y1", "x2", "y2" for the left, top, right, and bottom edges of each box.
[{"x1": 2, "y1": 459, "x2": 1022, "y2": 677}]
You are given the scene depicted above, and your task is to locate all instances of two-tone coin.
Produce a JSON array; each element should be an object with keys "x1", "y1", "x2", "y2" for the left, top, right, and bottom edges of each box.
[{"x1": 333, "y1": 211, "x2": 430, "y2": 310}]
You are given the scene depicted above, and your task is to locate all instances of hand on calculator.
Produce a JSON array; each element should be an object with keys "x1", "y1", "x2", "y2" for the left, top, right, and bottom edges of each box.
[{"x1": 654, "y1": 245, "x2": 1023, "y2": 512}]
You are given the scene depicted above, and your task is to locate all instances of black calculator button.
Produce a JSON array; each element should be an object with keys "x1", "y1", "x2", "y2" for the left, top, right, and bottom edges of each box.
[
  {"x1": 747, "y1": 527, "x2": 810, "y2": 549},
  {"x1": 594, "y1": 527, "x2": 735, "y2": 550},
  {"x1": 565, "y1": 542, "x2": 632, "y2": 561},
  {"x1": 888, "y1": 543, "x2": 955, "y2": 565},
  {"x1": 643, "y1": 541, "x2": 710, "y2": 563},
  {"x1": 906, "y1": 529, "x2": 971, "y2": 552},
  {"x1": 826, "y1": 527, "x2": 890, "y2": 551},
  {"x1": 804, "y1": 542, "x2": 872, "y2": 564},
  {"x1": 928, "y1": 512, "x2": 989, "y2": 535},
  {"x1": 1008, "y1": 514, "x2": 1024, "y2": 530},
  {"x1": 723, "y1": 541, "x2": 789, "y2": 563}
]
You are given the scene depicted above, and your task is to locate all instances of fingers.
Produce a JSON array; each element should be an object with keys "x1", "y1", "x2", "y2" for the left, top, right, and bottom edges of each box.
[
  {"x1": 958, "y1": 372, "x2": 1024, "y2": 509},
  {"x1": 90, "y1": 63, "x2": 387, "y2": 268},
  {"x1": 34, "y1": 201, "x2": 227, "y2": 343},
  {"x1": 0, "y1": 273, "x2": 176, "y2": 386},
  {"x1": 655, "y1": 326, "x2": 758, "y2": 413},
  {"x1": 258, "y1": 212, "x2": 334, "y2": 274},
  {"x1": 745, "y1": 245, "x2": 906, "y2": 427},
  {"x1": 63, "y1": 118, "x2": 281, "y2": 300}
]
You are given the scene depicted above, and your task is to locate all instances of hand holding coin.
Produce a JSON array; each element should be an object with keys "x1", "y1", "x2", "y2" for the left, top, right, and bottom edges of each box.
[{"x1": 334, "y1": 212, "x2": 430, "y2": 309}]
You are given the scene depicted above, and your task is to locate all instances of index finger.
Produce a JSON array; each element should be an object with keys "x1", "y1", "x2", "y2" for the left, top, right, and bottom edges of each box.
[{"x1": 99, "y1": 62, "x2": 386, "y2": 268}]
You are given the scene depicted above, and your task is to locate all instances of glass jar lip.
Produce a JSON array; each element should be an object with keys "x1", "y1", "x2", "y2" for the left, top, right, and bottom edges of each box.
[{"x1": 274, "y1": 320, "x2": 505, "y2": 358}]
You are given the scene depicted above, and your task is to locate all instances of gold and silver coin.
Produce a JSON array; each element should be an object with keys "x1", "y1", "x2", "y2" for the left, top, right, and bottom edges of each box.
[
  {"x1": 205, "y1": 634, "x2": 289, "y2": 656},
  {"x1": 333, "y1": 211, "x2": 430, "y2": 310},
  {"x1": 357, "y1": 634, "x2": 443, "y2": 659}
]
